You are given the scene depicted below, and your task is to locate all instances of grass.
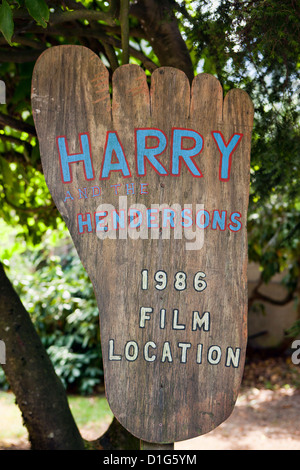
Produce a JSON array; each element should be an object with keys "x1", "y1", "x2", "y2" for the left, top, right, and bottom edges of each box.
[
  {"x1": 0, "y1": 392, "x2": 26, "y2": 442},
  {"x1": 0, "y1": 391, "x2": 113, "y2": 447},
  {"x1": 68, "y1": 394, "x2": 113, "y2": 436}
]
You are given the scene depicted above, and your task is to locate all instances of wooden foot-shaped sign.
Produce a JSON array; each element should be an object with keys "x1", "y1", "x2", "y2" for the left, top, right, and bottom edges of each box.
[{"x1": 31, "y1": 45, "x2": 253, "y2": 444}]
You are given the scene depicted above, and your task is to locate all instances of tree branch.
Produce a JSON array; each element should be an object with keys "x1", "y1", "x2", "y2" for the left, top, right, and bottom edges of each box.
[
  {"x1": 0, "y1": 36, "x2": 43, "y2": 48},
  {"x1": 248, "y1": 274, "x2": 295, "y2": 309},
  {"x1": 89, "y1": 417, "x2": 139, "y2": 450},
  {"x1": 0, "y1": 134, "x2": 32, "y2": 166},
  {"x1": 252, "y1": 289, "x2": 295, "y2": 306},
  {"x1": 0, "y1": 262, "x2": 85, "y2": 450},
  {"x1": 0, "y1": 114, "x2": 37, "y2": 137},
  {"x1": 103, "y1": 42, "x2": 119, "y2": 71},
  {"x1": 13, "y1": 4, "x2": 116, "y2": 26},
  {"x1": 2, "y1": 193, "x2": 54, "y2": 214},
  {"x1": 49, "y1": 9, "x2": 116, "y2": 27},
  {"x1": 130, "y1": 0, "x2": 194, "y2": 82},
  {"x1": 120, "y1": 0, "x2": 130, "y2": 65},
  {"x1": 0, "y1": 133, "x2": 32, "y2": 149},
  {"x1": 0, "y1": 150, "x2": 33, "y2": 169},
  {"x1": 100, "y1": 24, "x2": 145, "y2": 39},
  {"x1": 25, "y1": 25, "x2": 158, "y2": 71},
  {"x1": 0, "y1": 49, "x2": 45, "y2": 63},
  {"x1": 109, "y1": 0, "x2": 120, "y2": 18}
]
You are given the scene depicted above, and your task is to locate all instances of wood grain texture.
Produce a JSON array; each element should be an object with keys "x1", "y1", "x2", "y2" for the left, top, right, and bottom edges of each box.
[{"x1": 31, "y1": 45, "x2": 254, "y2": 443}]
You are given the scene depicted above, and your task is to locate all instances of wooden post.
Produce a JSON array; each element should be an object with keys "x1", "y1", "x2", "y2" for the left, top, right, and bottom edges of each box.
[
  {"x1": 31, "y1": 45, "x2": 254, "y2": 446},
  {"x1": 140, "y1": 440, "x2": 174, "y2": 450}
]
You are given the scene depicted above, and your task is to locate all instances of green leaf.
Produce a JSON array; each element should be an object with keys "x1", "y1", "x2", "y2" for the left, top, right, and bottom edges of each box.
[
  {"x1": 0, "y1": 0, "x2": 14, "y2": 46},
  {"x1": 0, "y1": 156, "x2": 14, "y2": 187},
  {"x1": 25, "y1": 0, "x2": 49, "y2": 28}
]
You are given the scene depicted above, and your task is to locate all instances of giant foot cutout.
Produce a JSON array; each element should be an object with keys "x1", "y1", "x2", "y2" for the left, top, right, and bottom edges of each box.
[{"x1": 32, "y1": 45, "x2": 253, "y2": 444}]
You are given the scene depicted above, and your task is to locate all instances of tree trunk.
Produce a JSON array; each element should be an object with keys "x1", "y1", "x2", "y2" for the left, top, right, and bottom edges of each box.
[
  {"x1": 90, "y1": 417, "x2": 140, "y2": 450},
  {"x1": 0, "y1": 262, "x2": 85, "y2": 450},
  {"x1": 131, "y1": 0, "x2": 194, "y2": 83}
]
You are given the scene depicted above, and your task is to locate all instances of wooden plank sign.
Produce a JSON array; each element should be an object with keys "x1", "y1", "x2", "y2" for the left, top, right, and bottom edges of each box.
[{"x1": 31, "y1": 45, "x2": 254, "y2": 444}]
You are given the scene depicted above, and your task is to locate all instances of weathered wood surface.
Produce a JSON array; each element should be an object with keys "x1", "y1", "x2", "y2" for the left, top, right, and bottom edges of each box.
[
  {"x1": 140, "y1": 440, "x2": 174, "y2": 450},
  {"x1": 31, "y1": 45, "x2": 253, "y2": 444}
]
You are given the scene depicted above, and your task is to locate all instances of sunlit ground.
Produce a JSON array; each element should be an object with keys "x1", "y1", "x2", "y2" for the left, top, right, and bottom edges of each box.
[
  {"x1": 1, "y1": 357, "x2": 300, "y2": 450},
  {"x1": 0, "y1": 392, "x2": 113, "y2": 449}
]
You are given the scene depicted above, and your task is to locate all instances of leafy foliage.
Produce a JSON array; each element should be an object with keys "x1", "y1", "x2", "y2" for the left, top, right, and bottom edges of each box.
[
  {"x1": 0, "y1": 0, "x2": 14, "y2": 45},
  {"x1": 26, "y1": 249, "x2": 102, "y2": 394},
  {"x1": 24, "y1": 0, "x2": 50, "y2": 28},
  {"x1": 0, "y1": 0, "x2": 51, "y2": 44},
  {"x1": 0, "y1": 222, "x2": 103, "y2": 394}
]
